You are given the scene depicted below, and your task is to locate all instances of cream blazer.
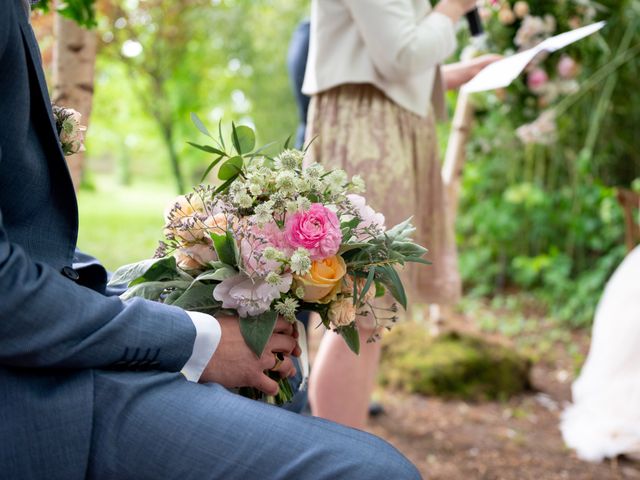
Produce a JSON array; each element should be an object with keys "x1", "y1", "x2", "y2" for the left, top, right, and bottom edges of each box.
[{"x1": 302, "y1": 0, "x2": 457, "y2": 118}]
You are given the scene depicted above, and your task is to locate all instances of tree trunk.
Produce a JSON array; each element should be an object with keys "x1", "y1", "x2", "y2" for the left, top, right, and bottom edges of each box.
[
  {"x1": 161, "y1": 124, "x2": 186, "y2": 194},
  {"x1": 52, "y1": 12, "x2": 97, "y2": 191}
]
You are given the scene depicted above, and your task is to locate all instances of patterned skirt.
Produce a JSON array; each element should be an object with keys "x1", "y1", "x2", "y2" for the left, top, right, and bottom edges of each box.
[{"x1": 306, "y1": 84, "x2": 461, "y2": 306}]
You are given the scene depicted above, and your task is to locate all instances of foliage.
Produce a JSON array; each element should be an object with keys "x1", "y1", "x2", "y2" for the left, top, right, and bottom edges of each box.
[
  {"x1": 34, "y1": 0, "x2": 96, "y2": 28},
  {"x1": 87, "y1": 0, "x2": 306, "y2": 193},
  {"x1": 380, "y1": 323, "x2": 531, "y2": 401},
  {"x1": 455, "y1": 0, "x2": 640, "y2": 326}
]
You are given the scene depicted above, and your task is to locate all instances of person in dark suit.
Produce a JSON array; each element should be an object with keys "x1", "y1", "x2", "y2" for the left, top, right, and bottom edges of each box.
[
  {"x1": 287, "y1": 19, "x2": 311, "y2": 150},
  {"x1": 0, "y1": 1, "x2": 421, "y2": 479}
]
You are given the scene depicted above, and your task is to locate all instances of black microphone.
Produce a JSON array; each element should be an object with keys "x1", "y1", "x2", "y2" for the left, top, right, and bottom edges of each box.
[{"x1": 465, "y1": 8, "x2": 484, "y2": 37}]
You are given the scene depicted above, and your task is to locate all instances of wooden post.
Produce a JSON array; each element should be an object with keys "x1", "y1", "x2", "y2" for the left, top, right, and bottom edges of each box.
[
  {"x1": 616, "y1": 188, "x2": 640, "y2": 252},
  {"x1": 442, "y1": 92, "x2": 475, "y2": 229}
]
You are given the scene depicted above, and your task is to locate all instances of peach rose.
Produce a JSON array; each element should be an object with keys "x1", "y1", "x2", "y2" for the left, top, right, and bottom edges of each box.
[
  {"x1": 328, "y1": 298, "x2": 357, "y2": 328},
  {"x1": 342, "y1": 275, "x2": 375, "y2": 304},
  {"x1": 204, "y1": 212, "x2": 230, "y2": 236},
  {"x1": 174, "y1": 243, "x2": 217, "y2": 270},
  {"x1": 294, "y1": 255, "x2": 346, "y2": 303}
]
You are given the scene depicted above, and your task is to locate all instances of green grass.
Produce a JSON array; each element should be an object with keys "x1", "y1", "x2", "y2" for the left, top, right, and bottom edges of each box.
[{"x1": 77, "y1": 177, "x2": 177, "y2": 271}]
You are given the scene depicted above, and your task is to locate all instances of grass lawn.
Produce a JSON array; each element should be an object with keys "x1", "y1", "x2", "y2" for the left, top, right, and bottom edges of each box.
[{"x1": 77, "y1": 177, "x2": 177, "y2": 271}]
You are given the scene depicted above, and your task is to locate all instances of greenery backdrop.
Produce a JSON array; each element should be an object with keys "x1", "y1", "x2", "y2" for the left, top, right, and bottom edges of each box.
[{"x1": 36, "y1": 0, "x2": 640, "y2": 328}]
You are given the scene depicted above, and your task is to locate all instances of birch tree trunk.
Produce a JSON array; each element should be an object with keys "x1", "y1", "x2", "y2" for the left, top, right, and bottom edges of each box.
[{"x1": 52, "y1": 12, "x2": 97, "y2": 191}]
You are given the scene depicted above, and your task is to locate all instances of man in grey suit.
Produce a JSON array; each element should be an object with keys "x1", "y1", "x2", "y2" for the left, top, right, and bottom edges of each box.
[{"x1": 0, "y1": 1, "x2": 421, "y2": 478}]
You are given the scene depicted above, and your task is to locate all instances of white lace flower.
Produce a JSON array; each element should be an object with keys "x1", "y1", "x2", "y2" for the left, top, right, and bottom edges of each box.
[
  {"x1": 290, "y1": 248, "x2": 312, "y2": 275},
  {"x1": 350, "y1": 175, "x2": 366, "y2": 194},
  {"x1": 275, "y1": 149, "x2": 304, "y2": 170},
  {"x1": 275, "y1": 171, "x2": 297, "y2": 195},
  {"x1": 274, "y1": 297, "x2": 300, "y2": 321},
  {"x1": 325, "y1": 170, "x2": 348, "y2": 194}
]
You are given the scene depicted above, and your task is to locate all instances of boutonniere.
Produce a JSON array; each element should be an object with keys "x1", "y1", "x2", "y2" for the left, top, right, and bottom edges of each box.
[{"x1": 52, "y1": 105, "x2": 87, "y2": 156}]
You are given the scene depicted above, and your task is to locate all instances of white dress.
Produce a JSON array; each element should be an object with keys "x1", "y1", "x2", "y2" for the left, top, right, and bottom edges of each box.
[{"x1": 561, "y1": 246, "x2": 640, "y2": 462}]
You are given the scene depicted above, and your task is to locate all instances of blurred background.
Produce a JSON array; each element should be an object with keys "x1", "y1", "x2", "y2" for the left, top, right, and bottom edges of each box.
[{"x1": 31, "y1": 0, "x2": 640, "y2": 478}]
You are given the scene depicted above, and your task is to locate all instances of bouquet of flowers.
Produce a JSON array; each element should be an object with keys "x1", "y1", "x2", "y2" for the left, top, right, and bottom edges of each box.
[{"x1": 109, "y1": 116, "x2": 429, "y2": 403}]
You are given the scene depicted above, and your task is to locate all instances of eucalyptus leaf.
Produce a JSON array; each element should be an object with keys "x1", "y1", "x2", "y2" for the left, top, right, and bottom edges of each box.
[
  {"x1": 231, "y1": 124, "x2": 256, "y2": 154},
  {"x1": 359, "y1": 267, "x2": 376, "y2": 305},
  {"x1": 338, "y1": 323, "x2": 360, "y2": 355},
  {"x1": 217, "y1": 156, "x2": 244, "y2": 181},
  {"x1": 191, "y1": 112, "x2": 212, "y2": 138},
  {"x1": 186, "y1": 142, "x2": 227, "y2": 157},
  {"x1": 378, "y1": 265, "x2": 407, "y2": 309},
  {"x1": 239, "y1": 310, "x2": 278, "y2": 357}
]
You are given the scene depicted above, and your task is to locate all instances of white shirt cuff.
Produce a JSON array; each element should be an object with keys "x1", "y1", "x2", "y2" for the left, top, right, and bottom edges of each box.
[{"x1": 182, "y1": 311, "x2": 221, "y2": 382}]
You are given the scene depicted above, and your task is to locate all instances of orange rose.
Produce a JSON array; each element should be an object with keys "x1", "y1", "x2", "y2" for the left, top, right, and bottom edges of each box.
[{"x1": 294, "y1": 255, "x2": 346, "y2": 303}]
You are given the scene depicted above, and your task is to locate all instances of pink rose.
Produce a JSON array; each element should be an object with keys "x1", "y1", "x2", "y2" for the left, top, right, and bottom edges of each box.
[
  {"x1": 285, "y1": 203, "x2": 342, "y2": 260},
  {"x1": 527, "y1": 68, "x2": 549, "y2": 93}
]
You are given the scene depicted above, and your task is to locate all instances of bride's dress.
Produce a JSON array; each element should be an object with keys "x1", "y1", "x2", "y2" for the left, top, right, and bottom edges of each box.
[{"x1": 561, "y1": 246, "x2": 640, "y2": 462}]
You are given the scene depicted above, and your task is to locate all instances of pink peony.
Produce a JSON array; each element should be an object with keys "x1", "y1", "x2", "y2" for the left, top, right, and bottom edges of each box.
[
  {"x1": 284, "y1": 204, "x2": 342, "y2": 260},
  {"x1": 527, "y1": 68, "x2": 549, "y2": 93}
]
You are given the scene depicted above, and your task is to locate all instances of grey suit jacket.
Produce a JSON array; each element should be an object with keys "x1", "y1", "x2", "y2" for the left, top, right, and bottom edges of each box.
[{"x1": 0, "y1": 2, "x2": 197, "y2": 477}]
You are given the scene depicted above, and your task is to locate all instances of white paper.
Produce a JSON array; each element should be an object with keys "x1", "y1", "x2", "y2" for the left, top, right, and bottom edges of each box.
[{"x1": 462, "y1": 21, "x2": 606, "y2": 94}]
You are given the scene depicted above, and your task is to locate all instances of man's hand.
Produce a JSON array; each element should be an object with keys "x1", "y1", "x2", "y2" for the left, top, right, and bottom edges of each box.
[
  {"x1": 199, "y1": 315, "x2": 299, "y2": 396},
  {"x1": 443, "y1": 54, "x2": 503, "y2": 90}
]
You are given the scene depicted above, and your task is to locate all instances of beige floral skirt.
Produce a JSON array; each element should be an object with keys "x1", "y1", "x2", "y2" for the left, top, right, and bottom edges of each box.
[{"x1": 306, "y1": 84, "x2": 461, "y2": 306}]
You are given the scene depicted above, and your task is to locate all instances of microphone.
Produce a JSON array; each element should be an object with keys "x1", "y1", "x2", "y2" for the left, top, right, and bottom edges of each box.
[{"x1": 465, "y1": 8, "x2": 484, "y2": 37}]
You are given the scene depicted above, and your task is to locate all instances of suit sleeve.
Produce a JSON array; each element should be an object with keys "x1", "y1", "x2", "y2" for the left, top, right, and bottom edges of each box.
[
  {"x1": 343, "y1": 0, "x2": 457, "y2": 81},
  {"x1": 0, "y1": 148, "x2": 197, "y2": 371}
]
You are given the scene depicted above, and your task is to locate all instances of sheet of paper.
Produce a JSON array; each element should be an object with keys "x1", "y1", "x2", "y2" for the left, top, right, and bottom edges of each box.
[{"x1": 462, "y1": 21, "x2": 606, "y2": 94}]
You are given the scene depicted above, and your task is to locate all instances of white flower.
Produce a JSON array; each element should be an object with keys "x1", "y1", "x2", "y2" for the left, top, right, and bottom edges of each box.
[
  {"x1": 290, "y1": 248, "x2": 312, "y2": 275},
  {"x1": 304, "y1": 163, "x2": 324, "y2": 179},
  {"x1": 274, "y1": 297, "x2": 299, "y2": 321},
  {"x1": 285, "y1": 200, "x2": 300, "y2": 215},
  {"x1": 325, "y1": 170, "x2": 348, "y2": 194},
  {"x1": 295, "y1": 286, "x2": 305, "y2": 299},
  {"x1": 213, "y1": 272, "x2": 292, "y2": 317},
  {"x1": 248, "y1": 182, "x2": 263, "y2": 196},
  {"x1": 297, "y1": 196, "x2": 311, "y2": 211},
  {"x1": 275, "y1": 171, "x2": 297, "y2": 194},
  {"x1": 233, "y1": 192, "x2": 254, "y2": 209},
  {"x1": 347, "y1": 194, "x2": 386, "y2": 238},
  {"x1": 253, "y1": 200, "x2": 275, "y2": 226},
  {"x1": 350, "y1": 175, "x2": 366, "y2": 193},
  {"x1": 262, "y1": 246, "x2": 283, "y2": 261},
  {"x1": 275, "y1": 149, "x2": 304, "y2": 170}
]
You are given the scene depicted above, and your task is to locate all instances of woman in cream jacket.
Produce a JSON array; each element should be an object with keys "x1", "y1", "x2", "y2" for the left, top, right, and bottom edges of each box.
[{"x1": 303, "y1": 0, "x2": 500, "y2": 429}]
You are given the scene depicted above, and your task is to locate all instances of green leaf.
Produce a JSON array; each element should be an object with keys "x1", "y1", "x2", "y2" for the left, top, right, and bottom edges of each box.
[
  {"x1": 109, "y1": 257, "x2": 178, "y2": 287},
  {"x1": 191, "y1": 113, "x2": 213, "y2": 138},
  {"x1": 338, "y1": 323, "x2": 360, "y2": 355},
  {"x1": 283, "y1": 134, "x2": 292, "y2": 150},
  {"x1": 218, "y1": 120, "x2": 226, "y2": 150},
  {"x1": 214, "y1": 176, "x2": 237, "y2": 195},
  {"x1": 359, "y1": 267, "x2": 376, "y2": 305},
  {"x1": 378, "y1": 265, "x2": 407, "y2": 309},
  {"x1": 231, "y1": 123, "x2": 256, "y2": 154},
  {"x1": 338, "y1": 242, "x2": 370, "y2": 256},
  {"x1": 130, "y1": 257, "x2": 179, "y2": 286},
  {"x1": 374, "y1": 281, "x2": 386, "y2": 298},
  {"x1": 192, "y1": 267, "x2": 237, "y2": 284},
  {"x1": 217, "y1": 155, "x2": 244, "y2": 180},
  {"x1": 186, "y1": 142, "x2": 227, "y2": 157},
  {"x1": 239, "y1": 310, "x2": 278, "y2": 357},
  {"x1": 170, "y1": 283, "x2": 221, "y2": 311},
  {"x1": 210, "y1": 231, "x2": 239, "y2": 267},
  {"x1": 121, "y1": 280, "x2": 189, "y2": 301}
]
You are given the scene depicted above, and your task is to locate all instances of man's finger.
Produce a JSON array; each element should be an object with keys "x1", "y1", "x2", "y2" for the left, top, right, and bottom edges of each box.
[
  {"x1": 273, "y1": 317, "x2": 294, "y2": 336},
  {"x1": 268, "y1": 333, "x2": 298, "y2": 355},
  {"x1": 254, "y1": 374, "x2": 279, "y2": 396}
]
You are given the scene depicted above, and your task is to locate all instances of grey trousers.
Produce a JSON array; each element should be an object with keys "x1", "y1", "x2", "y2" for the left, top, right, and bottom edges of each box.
[{"x1": 87, "y1": 370, "x2": 421, "y2": 479}]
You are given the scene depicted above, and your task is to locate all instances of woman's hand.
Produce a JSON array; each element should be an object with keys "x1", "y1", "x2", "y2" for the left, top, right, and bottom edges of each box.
[
  {"x1": 443, "y1": 54, "x2": 503, "y2": 90},
  {"x1": 435, "y1": 0, "x2": 478, "y2": 23}
]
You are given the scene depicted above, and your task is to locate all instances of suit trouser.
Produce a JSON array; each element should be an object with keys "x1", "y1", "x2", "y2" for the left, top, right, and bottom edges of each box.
[{"x1": 86, "y1": 370, "x2": 421, "y2": 479}]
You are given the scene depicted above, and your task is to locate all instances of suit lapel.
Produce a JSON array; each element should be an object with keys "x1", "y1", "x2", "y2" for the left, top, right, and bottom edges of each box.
[{"x1": 19, "y1": 21, "x2": 63, "y2": 149}]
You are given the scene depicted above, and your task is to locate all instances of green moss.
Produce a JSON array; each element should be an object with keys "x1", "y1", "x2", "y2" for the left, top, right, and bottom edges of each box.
[{"x1": 379, "y1": 323, "x2": 531, "y2": 401}]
